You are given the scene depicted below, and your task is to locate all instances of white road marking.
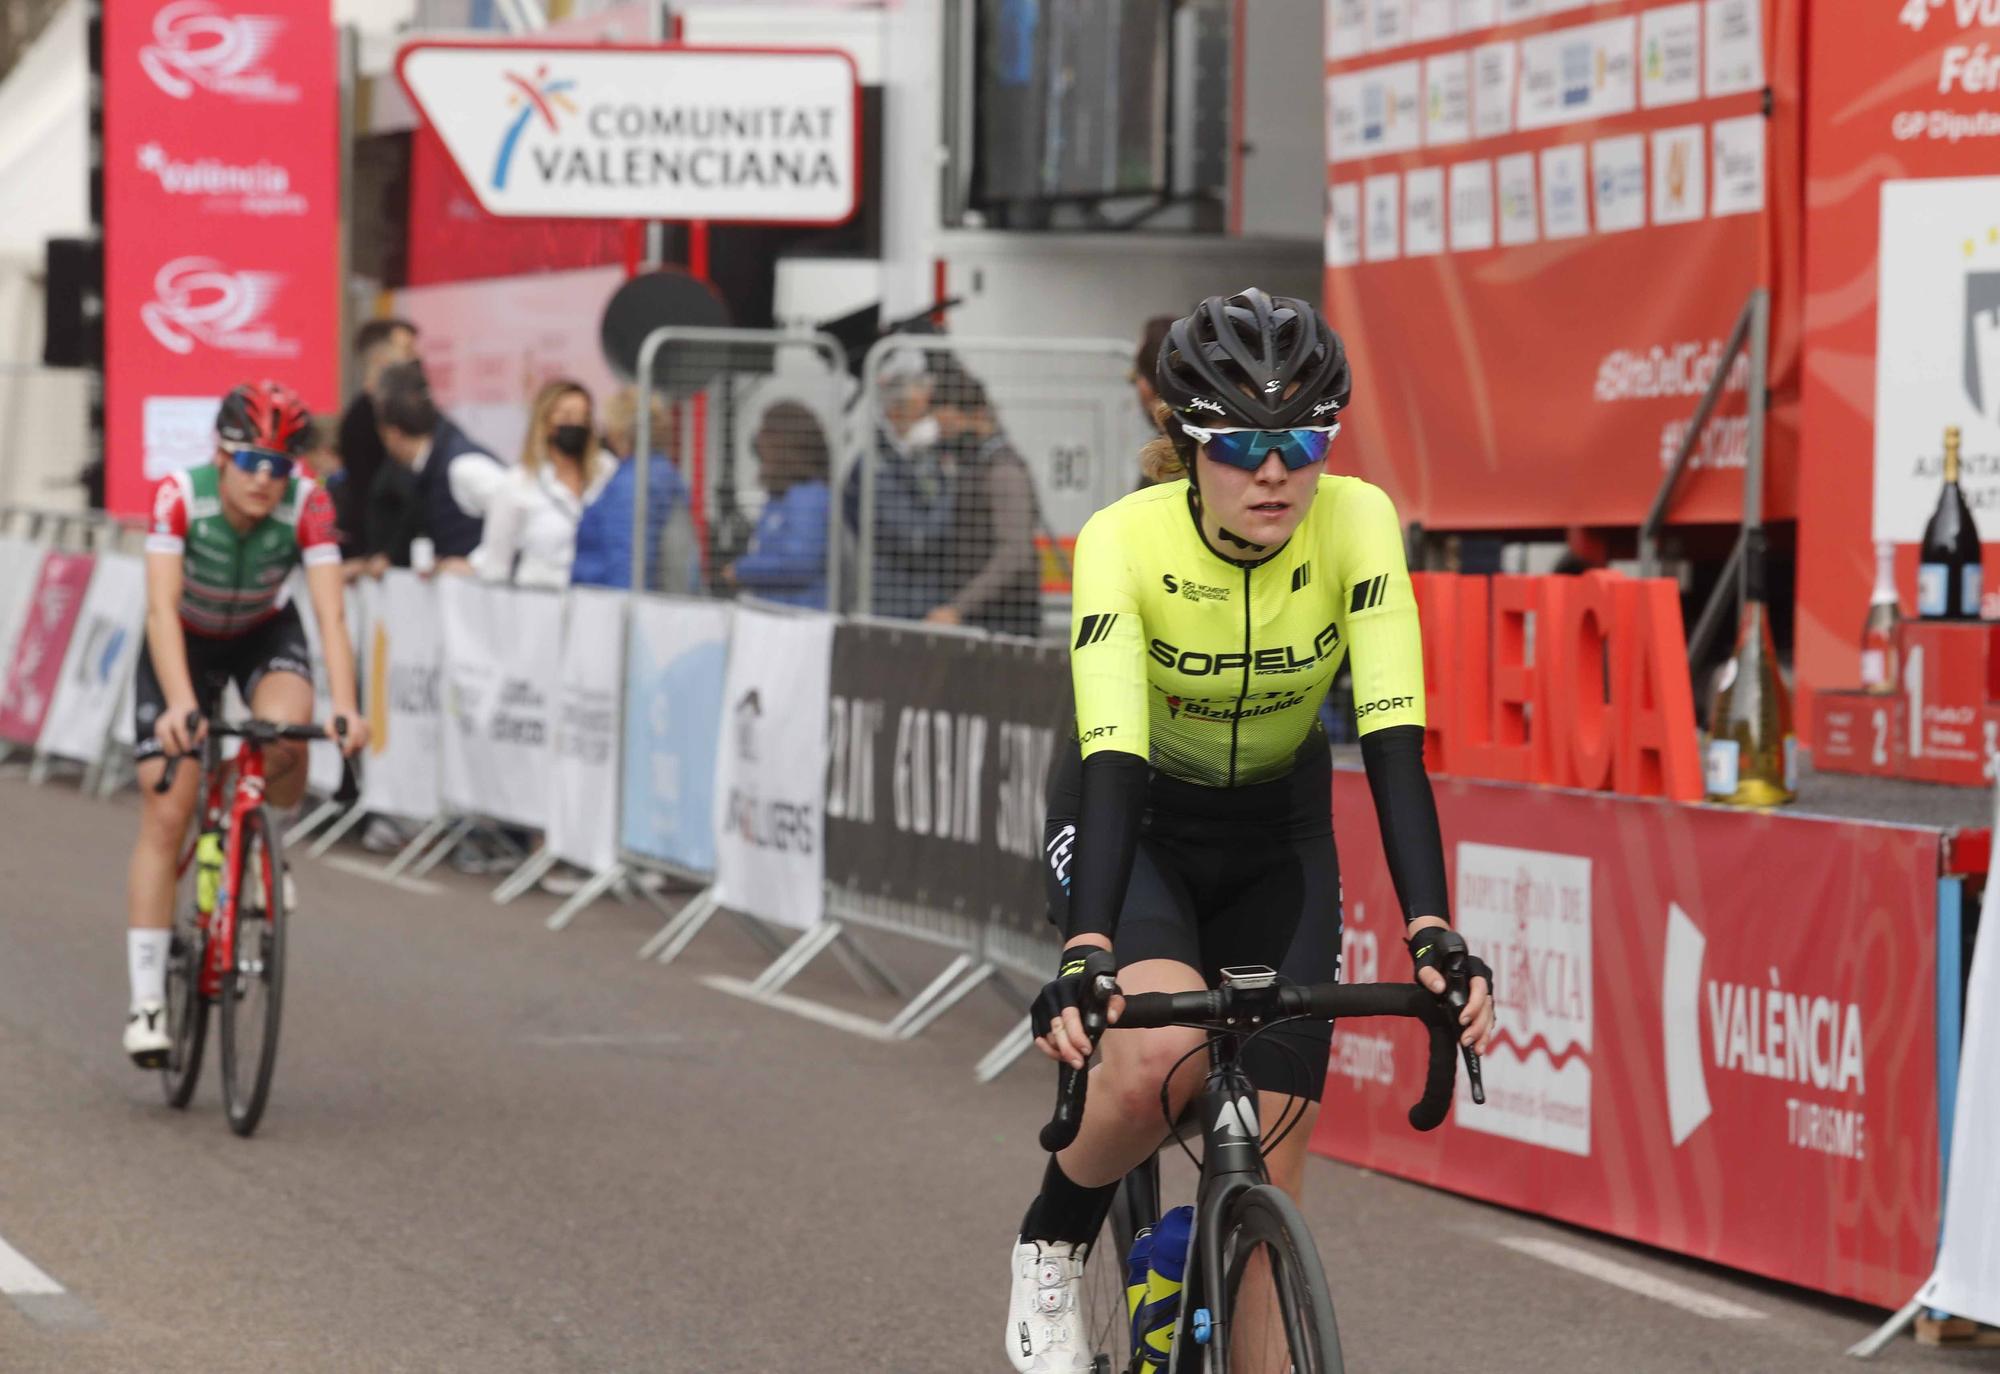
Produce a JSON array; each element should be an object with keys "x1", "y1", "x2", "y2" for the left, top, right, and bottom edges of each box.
[
  {"x1": 320, "y1": 854, "x2": 446, "y2": 896},
  {"x1": 1496, "y1": 1237, "x2": 1765, "y2": 1321},
  {"x1": 699, "y1": 975, "x2": 897, "y2": 1042},
  {"x1": 0, "y1": 1233, "x2": 63, "y2": 1296}
]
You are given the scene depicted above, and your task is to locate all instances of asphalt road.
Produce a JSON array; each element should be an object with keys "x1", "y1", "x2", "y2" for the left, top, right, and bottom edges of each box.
[{"x1": 0, "y1": 771, "x2": 1994, "y2": 1373}]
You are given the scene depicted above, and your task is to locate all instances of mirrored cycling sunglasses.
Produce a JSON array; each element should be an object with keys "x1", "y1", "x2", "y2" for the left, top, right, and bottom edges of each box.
[
  {"x1": 223, "y1": 444, "x2": 297, "y2": 480},
  {"x1": 1177, "y1": 422, "x2": 1342, "y2": 471}
]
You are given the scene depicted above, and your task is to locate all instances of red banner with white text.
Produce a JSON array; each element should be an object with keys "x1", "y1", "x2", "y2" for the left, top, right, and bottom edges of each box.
[
  {"x1": 1316, "y1": 771, "x2": 1940, "y2": 1309},
  {"x1": 1322, "y1": 0, "x2": 1801, "y2": 528},
  {"x1": 102, "y1": 0, "x2": 340, "y2": 516}
]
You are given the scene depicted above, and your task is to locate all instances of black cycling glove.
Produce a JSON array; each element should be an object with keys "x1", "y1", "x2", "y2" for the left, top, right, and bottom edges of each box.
[
  {"x1": 1031, "y1": 945, "x2": 1119, "y2": 1042},
  {"x1": 1407, "y1": 926, "x2": 1495, "y2": 1000}
]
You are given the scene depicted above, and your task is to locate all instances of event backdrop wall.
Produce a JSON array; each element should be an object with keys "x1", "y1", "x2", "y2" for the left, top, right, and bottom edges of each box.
[
  {"x1": 1320, "y1": 0, "x2": 1802, "y2": 529},
  {"x1": 1793, "y1": 5, "x2": 2000, "y2": 736},
  {"x1": 1314, "y1": 769, "x2": 1941, "y2": 1309},
  {"x1": 102, "y1": 0, "x2": 340, "y2": 515}
]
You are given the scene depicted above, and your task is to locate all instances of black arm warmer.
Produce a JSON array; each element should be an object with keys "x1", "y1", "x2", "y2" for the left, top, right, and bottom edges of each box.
[
  {"x1": 1064, "y1": 752, "x2": 1149, "y2": 943},
  {"x1": 1358, "y1": 724, "x2": 1451, "y2": 925}
]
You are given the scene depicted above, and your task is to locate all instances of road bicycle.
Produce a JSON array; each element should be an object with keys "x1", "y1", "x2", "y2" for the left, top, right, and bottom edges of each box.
[
  {"x1": 155, "y1": 715, "x2": 336, "y2": 1137},
  {"x1": 1041, "y1": 963, "x2": 1486, "y2": 1373}
]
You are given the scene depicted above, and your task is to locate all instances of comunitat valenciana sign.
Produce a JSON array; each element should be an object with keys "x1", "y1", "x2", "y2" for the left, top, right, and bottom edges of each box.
[{"x1": 395, "y1": 42, "x2": 859, "y2": 223}]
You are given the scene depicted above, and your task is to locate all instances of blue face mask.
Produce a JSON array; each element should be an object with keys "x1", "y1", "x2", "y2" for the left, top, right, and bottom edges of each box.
[{"x1": 1177, "y1": 422, "x2": 1341, "y2": 471}]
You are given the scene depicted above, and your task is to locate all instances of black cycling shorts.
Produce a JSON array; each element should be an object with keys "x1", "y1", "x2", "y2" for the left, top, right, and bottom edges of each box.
[
  {"x1": 1043, "y1": 736, "x2": 1342, "y2": 1103},
  {"x1": 133, "y1": 603, "x2": 313, "y2": 762}
]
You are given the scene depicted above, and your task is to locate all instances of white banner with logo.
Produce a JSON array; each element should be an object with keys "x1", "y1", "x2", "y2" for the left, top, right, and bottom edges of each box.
[
  {"x1": 620, "y1": 596, "x2": 732, "y2": 877},
  {"x1": 36, "y1": 554, "x2": 145, "y2": 763},
  {"x1": 361, "y1": 572, "x2": 442, "y2": 822},
  {"x1": 1921, "y1": 804, "x2": 2000, "y2": 1328},
  {"x1": 711, "y1": 606, "x2": 833, "y2": 930},
  {"x1": 439, "y1": 578, "x2": 562, "y2": 829},
  {"x1": 549, "y1": 588, "x2": 625, "y2": 874},
  {"x1": 291, "y1": 574, "x2": 364, "y2": 798},
  {"x1": 395, "y1": 44, "x2": 858, "y2": 222},
  {"x1": 0, "y1": 537, "x2": 45, "y2": 679}
]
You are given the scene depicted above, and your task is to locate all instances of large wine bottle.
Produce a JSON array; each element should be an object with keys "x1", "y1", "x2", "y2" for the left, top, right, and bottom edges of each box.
[
  {"x1": 1706, "y1": 529, "x2": 1796, "y2": 806},
  {"x1": 1860, "y1": 540, "x2": 1900, "y2": 695},
  {"x1": 1918, "y1": 426, "x2": 1982, "y2": 620}
]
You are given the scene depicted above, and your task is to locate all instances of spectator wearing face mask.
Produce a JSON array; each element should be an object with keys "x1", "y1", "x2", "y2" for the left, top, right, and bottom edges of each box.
[
  {"x1": 475, "y1": 379, "x2": 616, "y2": 589},
  {"x1": 844, "y1": 347, "x2": 957, "y2": 620}
]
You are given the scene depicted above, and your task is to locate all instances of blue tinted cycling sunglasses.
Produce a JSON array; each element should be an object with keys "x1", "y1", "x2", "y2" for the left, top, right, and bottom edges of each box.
[
  {"x1": 1179, "y1": 422, "x2": 1341, "y2": 471},
  {"x1": 223, "y1": 445, "x2": 297, "y2": 480}
]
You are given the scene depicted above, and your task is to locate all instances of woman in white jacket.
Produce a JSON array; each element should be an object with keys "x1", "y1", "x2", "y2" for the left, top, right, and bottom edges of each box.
[{"x1": 475, "y1": 379, "x2": 615, "y2": 588}]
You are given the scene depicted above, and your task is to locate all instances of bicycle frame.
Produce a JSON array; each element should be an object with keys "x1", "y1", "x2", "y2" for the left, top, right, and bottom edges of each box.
[{"x1": 174, "y1": 738, "x2": 271, "y2": 1001}]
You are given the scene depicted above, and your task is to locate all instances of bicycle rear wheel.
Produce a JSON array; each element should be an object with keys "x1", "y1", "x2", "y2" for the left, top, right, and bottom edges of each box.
[
  {"x1": 219, "y1": 805, "x2": 287, "y2": 1137},
  {"x1": 1076, "y1": 1159, "x2": 1159, "y2": 1374},
  {"x1": 159, "y1": 848, "x2": 208, "y2": 1109},
  {"x1": 1214, "y1": 1184, "x2": 1342, "y2": 1374}
]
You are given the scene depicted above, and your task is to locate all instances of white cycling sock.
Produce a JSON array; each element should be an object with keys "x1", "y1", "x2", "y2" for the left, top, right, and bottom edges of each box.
[{"x1": 128, "y1": 929, "x2": 171, "y2": 1007}]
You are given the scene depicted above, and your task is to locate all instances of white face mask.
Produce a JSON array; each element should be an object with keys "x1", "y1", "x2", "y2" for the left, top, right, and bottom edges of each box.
[{"x1": 900, "y1": 414, "x2": 941, "y2": 450}]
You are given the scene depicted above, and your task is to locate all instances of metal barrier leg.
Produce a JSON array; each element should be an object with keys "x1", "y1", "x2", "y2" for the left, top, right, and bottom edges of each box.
[
  {"x1": 1848, "y1": 1296, "x2": 1924, "y2": 1358},
  {"x1": 880, "y1": 954, "x2": 985, "y2": 1039},
  {"x1": 828, "y1": 929, "x2": 907, "y2": 999},
  {"x1": 748, "y1": 920, "x2": 845, "y2": 996},
  {"x1": 382, "y1": 815, "x2": 455, "y2": 879},
  {"x1": 545, "y1": 863, "x2": 626, "y2": 931},
  {"x1": 27, "y1": 751, "x2": 52, "y2": 786},
  {"x1": 896, "y1": 961, "x2": 998, "y2": 1041},
  {"x1": 975, "y1": 1016, "x2": 1038, "y2": 1083},
  {"x1": 285, "y1": 798, "x2": 344, "y2": 849},
  {"x1": 406, "y1": 817, "x2": 475, "y2": 879},
  {"x1": 493, "y1": 846, "x2": 557, "y2": 905},
  {"x1": 731, "y1": 910, "x2": 789, "y2": 957},
  {"x1": 639, "y1": 887, "x2": 720, "y2": 962},
  {"x1": 306, "y1": 802, "x2": 369, "y2": 858}
]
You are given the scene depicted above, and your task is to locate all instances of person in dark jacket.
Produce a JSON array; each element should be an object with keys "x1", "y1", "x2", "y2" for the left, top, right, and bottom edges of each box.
[
  {"x1": 927, "y1": 365, "x2": 1042, "y2": 638},
  {"x1": 371, "y1": 360, "x2": 504, "y2": 573},
  {"x1": 336, "y1": 318, "x2": 418, "y2": 559},
  {"x1": 723, "y1": 401, "x2": 831, "y2": 609}
]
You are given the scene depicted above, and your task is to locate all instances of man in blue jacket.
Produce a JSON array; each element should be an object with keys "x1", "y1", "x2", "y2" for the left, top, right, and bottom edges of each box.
[{"x1": 572, "y1": 387, "x2": 698, "y2": 592}]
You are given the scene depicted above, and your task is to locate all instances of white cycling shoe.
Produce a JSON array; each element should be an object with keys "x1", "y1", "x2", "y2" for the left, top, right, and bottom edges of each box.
[
  {"x1": 1005, "y1": 1238, "x2": 1093, "y2": 1373},
  {"x1": 124, "y1": 1000, "x2": 170, "y2": 1068}
]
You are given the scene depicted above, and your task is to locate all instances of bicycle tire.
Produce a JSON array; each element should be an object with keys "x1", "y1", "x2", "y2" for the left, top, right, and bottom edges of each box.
[
  {"x1": 1212, "y1": 1184, "x2": 1342, "y2": 1374},
  {"x1": 219, "y1": 805, "x2": 287, "y2": 1137},
  {"x1": 1077, "y1": 1160, "x2": 1160, "y2": 1373},
  {"x1": 159, "y1": 853, "x2": 208, "y2": 1110}
]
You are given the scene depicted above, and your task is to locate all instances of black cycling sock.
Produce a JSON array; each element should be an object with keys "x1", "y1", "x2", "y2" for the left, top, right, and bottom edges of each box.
[{"x1": 1019, "y1": 1156, "x2": 1118, "y2": 1247}]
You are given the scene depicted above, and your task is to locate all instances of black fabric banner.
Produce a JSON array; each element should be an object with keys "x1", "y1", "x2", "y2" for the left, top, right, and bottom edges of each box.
[{"x1": 825, "y1": 622, "x2": 1069, "y2": 934}]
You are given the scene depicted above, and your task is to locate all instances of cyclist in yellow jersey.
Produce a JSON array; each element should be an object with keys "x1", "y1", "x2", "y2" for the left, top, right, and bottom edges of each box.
[{"x1": 1005, "y1": 291, "x2": 1495, "y2": 1373}]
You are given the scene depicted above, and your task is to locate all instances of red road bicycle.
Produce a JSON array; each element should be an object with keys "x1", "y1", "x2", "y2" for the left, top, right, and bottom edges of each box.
[{"x1": 155, "y1": 715, "x2": 336, "y2": 1137}]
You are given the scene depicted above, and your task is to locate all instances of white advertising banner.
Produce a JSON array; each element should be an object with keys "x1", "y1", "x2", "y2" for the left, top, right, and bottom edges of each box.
[
  {"x1": 1920, "y1": 795, "x2": 2000, "y2": 1327},
  {"x1": 711, "y1": 606, "x2": 833, "y2": 931},
  {"x1": 439, "y1": 578, "x2": 562, "y2": 829},
  {"x1": 549, "y1": 588, "x2": 625, "y2": 874},
  {"x1": 0, "y1": 537, "x2": 45, "y2": 681},
  {"x1": 36, "y1": 553, "x2": 144, "y2": 763},
  {"x1": 1874, "y1": 175, "x2": 2000, "y2": 544},
  {"x1": 291, "y1": 573, "x2": 364, "y2": 798},
  {"x1": 361, "y1": 572, "x2": 443, "y2": 822},
  {"x1": 396, "y1": 43, "x2": 859, "y2": 223},
  {"x1": 620, "y1": 596, "x2": 732, "y2": 877}
]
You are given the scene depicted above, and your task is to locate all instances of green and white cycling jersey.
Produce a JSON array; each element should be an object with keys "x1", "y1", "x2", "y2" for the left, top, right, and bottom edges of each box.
[{"x1": 145, "y1": 463, "x2": 341, "y2": 637}]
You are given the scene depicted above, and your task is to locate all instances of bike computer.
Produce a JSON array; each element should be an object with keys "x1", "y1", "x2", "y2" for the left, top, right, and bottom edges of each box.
[{"x1": 1220, "y1": 965, "x2": 1279, "y2": 991}]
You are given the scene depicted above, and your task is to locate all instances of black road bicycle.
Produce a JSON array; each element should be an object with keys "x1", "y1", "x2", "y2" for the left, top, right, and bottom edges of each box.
[{"x1": 1039, "y1": 963, "x2": 1486, "y2": 1373}]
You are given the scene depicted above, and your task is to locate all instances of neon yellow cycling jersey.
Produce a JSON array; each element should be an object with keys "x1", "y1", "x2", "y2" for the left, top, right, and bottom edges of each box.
[{"x1": 1069, "y1": 475, "x2": 1425, "y2": 786}]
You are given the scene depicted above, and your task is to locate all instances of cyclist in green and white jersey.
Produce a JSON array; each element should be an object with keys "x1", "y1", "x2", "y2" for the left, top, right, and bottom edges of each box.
[{"x1": 122, "y1": 381, "x2": 367, "y2": 1067}]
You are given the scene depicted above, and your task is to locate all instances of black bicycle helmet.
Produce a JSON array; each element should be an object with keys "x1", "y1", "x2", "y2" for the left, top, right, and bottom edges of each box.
[
  {"x1": 1156, "y1": 288, "x2": 1351, "y2": 430},
  {"x1": 215, "y1": 379, "x2": 312, "y2": 455}
]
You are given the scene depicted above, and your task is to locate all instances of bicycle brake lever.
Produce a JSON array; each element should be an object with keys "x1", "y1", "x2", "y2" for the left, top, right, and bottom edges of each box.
[{"x1": 1440, "y1": 954, "x2": 1487, "y2": 1107}]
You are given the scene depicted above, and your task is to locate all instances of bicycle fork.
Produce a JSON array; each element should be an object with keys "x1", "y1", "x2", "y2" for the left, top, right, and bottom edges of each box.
[{"x1": 1164, "y1": 1046, "x2": 1268, "y2": 1374}]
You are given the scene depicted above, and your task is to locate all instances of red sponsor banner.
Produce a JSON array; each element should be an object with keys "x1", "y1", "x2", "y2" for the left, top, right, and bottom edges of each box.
[
  {"x1": 102, "y1": 0, "x2": 340, "y2": 516},
  {"x1": 1317, "y1": 770, "x2": 1940, "y2": 1309},
  {"x1": 0, "y1": 552, "x2": 95, "y2": 745},
  {"x1": 1321, "y1": 1, "x2": 1801, "y2": 528},
  {"x1": 1793, "y1": 5, "x2": 2000, "y2": 739}
]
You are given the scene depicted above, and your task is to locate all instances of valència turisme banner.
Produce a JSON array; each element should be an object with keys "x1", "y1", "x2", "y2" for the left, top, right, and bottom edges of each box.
[
  {"x1": 824, "y1": 621, "x2": 1066, "y2": 934},
  {"x1": 549, "y1": 587, "x2": 625, "y2": 875},
  {"x1": 620, "y1": 596, "x2": 731, "y2": 878},
  {"x1": 438, "y1": 577, "x2": 562, "y2": 830},
  {"x1": 361, "y1": 571, "x2": 442, "y2": 823},
  {"x1": 711, "y1": 605, "x2": 834, "y2": 931}
]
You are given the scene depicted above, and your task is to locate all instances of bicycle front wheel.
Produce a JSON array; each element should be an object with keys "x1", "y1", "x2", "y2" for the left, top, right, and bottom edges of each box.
[
  {"x1": 1215, "y1": 1184, "x2": 1342, "y2": 1374},
  {"x1": 219, "y1": 805, "x2": 287, "y2": 1137},
  {"x1": 159, "y1": 848, "x2": 208, "y2": 1109},
  {"x1": 1076, "y1": 1159, "x2": 1159, "y2": 1373}
]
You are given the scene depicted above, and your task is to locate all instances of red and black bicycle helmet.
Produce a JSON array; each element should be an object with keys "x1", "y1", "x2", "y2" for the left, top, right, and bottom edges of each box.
[
  {"x1": 215, "y1": 380, "x2": 312, "y2": 456},
  {"x1": 1156, "y1": 288, "x2": 1352, "y2": 430}
]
